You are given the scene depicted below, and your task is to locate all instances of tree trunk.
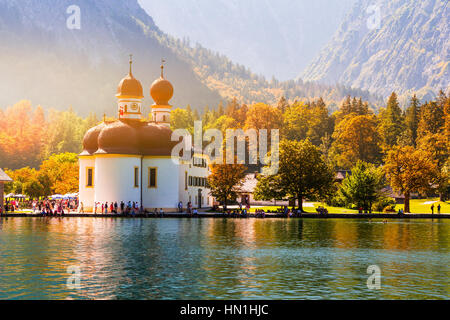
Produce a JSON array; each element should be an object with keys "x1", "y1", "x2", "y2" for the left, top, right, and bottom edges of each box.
[
  {"x1": 404, "y1": 192, "x2": 410, "y2": 213},
  {"x1": 298, "y1": 195, "x2": 303, "y2": 213}
]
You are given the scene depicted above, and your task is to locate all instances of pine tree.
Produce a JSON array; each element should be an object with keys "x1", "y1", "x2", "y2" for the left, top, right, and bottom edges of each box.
[
  {"x1": 277, "y1": 96, "x2": 289, "y2": 113},
  {"x1": 404, "y1": 94, "x2": 420, "y2": 146},
  {"x1": 417, "y1": 100, "x2": 445, "y2": 139},
  {"x1": 378, "y1": 92, "x2": 404, "y2": 148}
]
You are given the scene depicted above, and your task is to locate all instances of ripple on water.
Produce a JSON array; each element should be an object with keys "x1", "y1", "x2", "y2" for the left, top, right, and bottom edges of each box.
[{"x1": 0, "y1": 217, "x2": 449, "y2": 299}]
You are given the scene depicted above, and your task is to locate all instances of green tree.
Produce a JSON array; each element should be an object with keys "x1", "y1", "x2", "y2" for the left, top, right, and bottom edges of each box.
[
  {"x1": 258, "y1": 139, "x2": 334, "y2": 212},
  {"x1": 253, "y1": 175, "x2": 284, "y2": 203},
  {"x1": 378, "y1": 92, "x2": 404, "y2": 149},
  {"x1": 338, "y1": 161, "x2": 385, "y2": 212},
  {"x1": 170, "y1": 108, "x2": 194, "y2": 132},
  {"x1": 403, "y1": 94, "x2": 420, "y2": 146}
]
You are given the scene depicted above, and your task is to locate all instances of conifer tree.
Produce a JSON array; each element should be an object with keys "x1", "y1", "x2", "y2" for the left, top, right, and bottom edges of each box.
[
  {"x1": 378, "y1": 92, "x2": 404, "y2": 148},
  {"x1": 404, "y1": 94, "x2": 420, "y2": 146}
]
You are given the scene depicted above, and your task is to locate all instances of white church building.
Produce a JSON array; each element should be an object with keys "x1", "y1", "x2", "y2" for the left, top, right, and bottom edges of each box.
[{"x1": 78, "y1": 58, "x2": 211, "y2": 212}]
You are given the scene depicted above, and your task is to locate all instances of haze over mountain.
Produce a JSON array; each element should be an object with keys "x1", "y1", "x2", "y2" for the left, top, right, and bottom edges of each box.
[
  {"x1": 0, "y1": 0, "x2": 221, "y2": 115},
  {"x1": 0, "y1": 0, "x2": 378, "y2": 115},
  {"x1": 139, "y1": 0, "x2": 355, "y2": 81},
  {"x1": 302, "y1": 0, "x2": 449, "y2": 101}
]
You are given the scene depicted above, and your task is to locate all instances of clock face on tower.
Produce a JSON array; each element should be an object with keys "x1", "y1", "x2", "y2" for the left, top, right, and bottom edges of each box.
[{"x1": 130, "y1": 103, "x2": 139, "y2": 111}]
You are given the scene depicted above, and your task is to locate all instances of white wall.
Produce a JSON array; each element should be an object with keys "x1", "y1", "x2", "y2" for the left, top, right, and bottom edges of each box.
[
  {"x1": 79, "y1": 157, "x2": 95, "y2": 210},
  {"x1": 142, "y1": 157, "x2": 179, "y2": 210},
  {"x1": 94, "y1": 156, "x2": 141, "y2": 205},
  {"x1": 180, "y1": 156, "x2": 211, "y2": 208}
]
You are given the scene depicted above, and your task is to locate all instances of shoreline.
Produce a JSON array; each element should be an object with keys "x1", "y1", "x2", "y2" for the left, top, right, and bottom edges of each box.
[{"x1": 1, "y1": 212, "x2": 449, "y2": 219}]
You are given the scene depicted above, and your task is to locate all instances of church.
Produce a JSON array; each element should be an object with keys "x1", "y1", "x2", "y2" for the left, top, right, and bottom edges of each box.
[{"x1": 78, "y1": 58, "x2": 211, "y2": 212}]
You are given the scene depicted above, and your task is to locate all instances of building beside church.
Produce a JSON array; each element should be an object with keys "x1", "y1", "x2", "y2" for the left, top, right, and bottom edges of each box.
[
  {"x1": 78, "y1": 58, "x2": 211, "y2": 212},
  {"x1": 0, "y1": 168, "x2": 12, "y2": 213}
]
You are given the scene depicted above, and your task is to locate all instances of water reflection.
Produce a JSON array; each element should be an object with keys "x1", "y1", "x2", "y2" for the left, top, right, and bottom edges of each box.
[{"x1": 0, "y1": 217, "x2": 448, "y2": 299}]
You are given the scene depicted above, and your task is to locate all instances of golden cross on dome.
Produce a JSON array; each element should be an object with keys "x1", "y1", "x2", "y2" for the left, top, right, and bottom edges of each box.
[
  {"x1": 129, "y1": 54, "x2": 133, "y2": 75},
  {"x1": 161, "y1": 58, "x2": 166, "y2": 78}
]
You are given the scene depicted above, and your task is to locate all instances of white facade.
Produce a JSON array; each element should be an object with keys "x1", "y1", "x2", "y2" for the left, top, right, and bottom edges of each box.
[{"x1": 79, "y1": 154, "x2": 211, "y2": 212}]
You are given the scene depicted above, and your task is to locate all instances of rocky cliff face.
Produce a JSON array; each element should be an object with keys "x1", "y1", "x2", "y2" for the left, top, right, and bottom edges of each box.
[{"x1": 302, "y1": 0, "x2": 449, "y2": 100}]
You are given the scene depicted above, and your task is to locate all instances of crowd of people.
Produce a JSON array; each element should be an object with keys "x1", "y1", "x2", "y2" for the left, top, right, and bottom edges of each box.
[{"x1": 2, "y1": 198, "x2": 78, "y2": 215}]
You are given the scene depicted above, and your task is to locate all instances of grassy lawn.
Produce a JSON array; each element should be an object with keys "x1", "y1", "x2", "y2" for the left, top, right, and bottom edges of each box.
[
  {"x1": 394, "y1": 198, "x2": 450, "y2": 214},
  {"x1": 248, "y1": 198, "x2": 450, "y2": 214},
  {"x1": 248, "y1": 203, "x2": 360, "y2": 214}
]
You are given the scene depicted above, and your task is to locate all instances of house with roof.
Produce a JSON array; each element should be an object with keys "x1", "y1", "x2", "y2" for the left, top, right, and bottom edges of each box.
[{"x1": 0, "y1": 169, "x2": 12, "y2": 213}]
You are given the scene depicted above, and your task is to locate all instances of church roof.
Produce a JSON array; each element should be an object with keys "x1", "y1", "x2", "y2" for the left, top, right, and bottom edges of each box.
[
  {"x1": 0, "y1": 169, "x2": 12, "y2": 182},
  {"x1": 81, "y1": 119, "x2": 178, "y2": 156},
  {"x1": 116, "y1": 56, "x2": 143, "y2": 99}
]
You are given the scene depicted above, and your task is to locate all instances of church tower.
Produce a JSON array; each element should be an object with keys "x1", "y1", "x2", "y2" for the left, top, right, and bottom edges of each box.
[
  {"x1": 150, "y1": 60, "x2": 173, "y2": 127},
  {"x1": 116, "y1": 55, "x2": 144, "y2": 120}
]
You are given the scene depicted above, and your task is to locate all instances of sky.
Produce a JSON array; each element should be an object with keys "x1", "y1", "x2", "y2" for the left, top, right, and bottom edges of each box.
[{"x1": 139, "y1": 0, "x2": 356, "y2": 81}]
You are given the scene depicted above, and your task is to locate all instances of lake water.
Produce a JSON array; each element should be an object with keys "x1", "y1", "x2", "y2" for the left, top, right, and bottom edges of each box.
[{"x1": 0, "y1": 217, "x2": 448, "y2": 299}]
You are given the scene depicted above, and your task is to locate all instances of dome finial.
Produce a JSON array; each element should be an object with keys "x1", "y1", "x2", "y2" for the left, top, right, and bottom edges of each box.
[
  {"x1": 160, "y1": 58, "x2": 166, "y2": 78},
  {"x1": 129, "y1": 54, "x2": 133, "y2": 75}
]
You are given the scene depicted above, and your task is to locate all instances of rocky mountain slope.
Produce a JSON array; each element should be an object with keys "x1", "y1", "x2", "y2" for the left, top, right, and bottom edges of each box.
[
  {"x1": 0, "y1": 0, "x2": 380, "y2": 115},
  {"x1": 139, "y1": 0, "x2": 355, "y2": 80},
  {"x1": 302, "y1": 0, "x2": 449, "y2": 101}
]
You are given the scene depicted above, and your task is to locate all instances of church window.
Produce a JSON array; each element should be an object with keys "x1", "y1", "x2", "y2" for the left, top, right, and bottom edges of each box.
[
  {"x1": 185, "y1": 171, "x2": 188, "y2": 190},
  {"x1": 134, "y1": 167, "x2": 139, "y2": 188},
  {"x1": 148, "y1": 167, "x2": 157, "y2": 188},
  {"x1": 86, "y1": 167, "x2": 94, "y2": 187}
]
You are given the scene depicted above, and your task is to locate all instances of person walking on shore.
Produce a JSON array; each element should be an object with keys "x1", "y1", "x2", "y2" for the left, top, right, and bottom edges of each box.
[
  {"x1": 437, "y1": 204, "x2": 441, "y2": 214},
  {"x1": 431, "y1": 204, "x2": 434, "y2": 214}
]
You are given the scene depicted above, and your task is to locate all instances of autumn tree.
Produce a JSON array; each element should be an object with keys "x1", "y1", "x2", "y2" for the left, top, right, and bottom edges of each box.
[
  {"x1": 417, "y1": 100, "x2": 445, "y2": 140},
  {"x1": 330, "y1": 114, "x2": 382, "y2": 169},
  {"x1": 39, "y1": 153, "x2": 79, "y2": 195},
  {"x1": 277, "y1": 96, "x2": 290, "y2": 113},
  {"x1": 244, "y1": 103, "x2": 282, "y2": 130},
  {"x1": 205, "y1": 115, "x2": 237, "y2": 134},
  {"x1": 283, "y1": 99, "x2": 333, "y2": 145},
  {"x1": 0, "y1": 101, "x2": 44, "y2": 169},
  {"x1": 207, "y1": 162, "x2": 247, "y2": 211},
  {"x1": 417, "y1": 133, "x2": 450, "y2": 200},
  {"x1": 384, "y1": 146, "x2": 438, "y2": 213},
  {"x1": 378, "y1": 92, "x2": 404, "y2": 149},
  {"x1": 257, "y1": 139, "x2": 334, "y2": 212}
]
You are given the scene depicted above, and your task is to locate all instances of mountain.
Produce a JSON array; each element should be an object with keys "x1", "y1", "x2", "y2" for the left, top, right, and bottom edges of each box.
[
  {"x1": 302, "y1": 0, "x2": 449, "y2": 101},
  {"x1": 0, "y1": 0, "x2": 222, "y2": 115},
  {"x1": 139, "y1": 0, "x2": 356, "y2": 80},
  {"x1": 0, "y1": 0, "x2": 381, "y2": 116}
]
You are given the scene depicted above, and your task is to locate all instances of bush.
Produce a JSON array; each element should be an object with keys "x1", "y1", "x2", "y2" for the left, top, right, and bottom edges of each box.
[{"x1": 373, "y1": 197, "x2": 396, "y2": 212}]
